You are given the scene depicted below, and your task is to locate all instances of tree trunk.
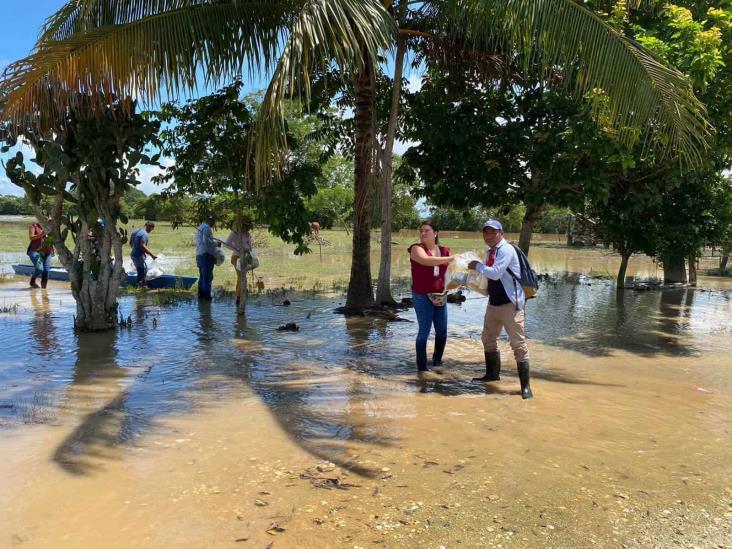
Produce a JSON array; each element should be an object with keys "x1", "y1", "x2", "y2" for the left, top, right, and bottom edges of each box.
[
  {"x1": 518, "y1": 203, "x2": 544, "y2": 254},
  {"x1": 375, "y1": 35, "x2": 406, "y2": 307},
  {"x1": 687, "y1": 254, "x2": 698, "y2": 286},
  {"x1": 617, "y1": 252, "x2": 631, "y2": 289},
  {"x1": 345, "y1": 55, "x2": 378, "y2": 311},
  {"x1": 237, "y1": 257, "x2": 248, "y2": 316},
  {"x1": 662, "y1": 255, "x2": 687, "y2": 284},
  {"x1": 720, "y1": 246, "x2": 729, "y2": 271},
  {"x1": 37, "y1": 194, "x2": 122, "y2": 331}
]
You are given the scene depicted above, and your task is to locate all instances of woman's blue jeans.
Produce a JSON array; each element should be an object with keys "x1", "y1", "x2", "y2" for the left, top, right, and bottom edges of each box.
[
  {"x1": 196, "y1": 253, "x2": 215, "y2": 299},
  {"x1": 413, "y1": 291, "x2": 448, "y2": 371},
  {"x1": 28, "y1": 251, "x2": 52, "y2": 283}
]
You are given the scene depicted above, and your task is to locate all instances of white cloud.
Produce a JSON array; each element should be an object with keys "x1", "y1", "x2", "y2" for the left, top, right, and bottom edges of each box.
[{"x1": 136, "y1": 160, "x2": 172, "y2": 195}]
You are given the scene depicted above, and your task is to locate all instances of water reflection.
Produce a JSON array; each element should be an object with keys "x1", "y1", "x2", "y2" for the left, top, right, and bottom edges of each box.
[
  {"x1": 1, "y1": 280, "x2": 730, "y2": 478},
  {"x1": 55, "y1": 330, "x2": 129, "y2": 475},
  {"x1": 29, "y1": 291, "x2": 59, "y2": 359}
]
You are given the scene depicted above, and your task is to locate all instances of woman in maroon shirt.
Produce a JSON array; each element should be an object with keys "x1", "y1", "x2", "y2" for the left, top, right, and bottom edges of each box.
[
  {"x1": 409, "y1": 220, "x2": 454, "y2": 379},
  {"x1": 27, "y1": 222, "x2": 54, "y2": 289}
]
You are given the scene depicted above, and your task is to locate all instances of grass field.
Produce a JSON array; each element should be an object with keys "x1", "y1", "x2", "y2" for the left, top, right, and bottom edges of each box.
[{"x1": 1, "y1": 216, "x2": 511, "y2": 295}]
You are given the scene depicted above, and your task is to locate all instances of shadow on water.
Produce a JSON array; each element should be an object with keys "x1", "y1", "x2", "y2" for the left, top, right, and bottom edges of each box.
[{"x1": 1, "y1": 278, "x2": 730, "y2": 477}]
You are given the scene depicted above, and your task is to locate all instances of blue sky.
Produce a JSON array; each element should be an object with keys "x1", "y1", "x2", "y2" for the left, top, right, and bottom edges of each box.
[
  {"x1": 1, "y1": 1, "x2": 66, "y2": 69},
  {"x1": 0, "y1": 1, "x2": 65, "y2": 196},
  {"x1": 0, "y1": 3, "x2": 422, "y2": 197}
]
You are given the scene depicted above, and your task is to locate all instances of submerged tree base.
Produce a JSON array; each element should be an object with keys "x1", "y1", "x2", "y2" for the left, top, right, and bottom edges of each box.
[{"x1": 334, "y1": 304, "x2": 410, "y2": 321}]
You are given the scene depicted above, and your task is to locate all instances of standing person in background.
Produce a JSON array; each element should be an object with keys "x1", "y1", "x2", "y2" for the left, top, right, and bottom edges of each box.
[
  {"x1": 468, "y1": 219, "x2": 533, "y2": 399},
  {"x1": 409, "y1": 220, "x2": 454, "y2": 380},
  {"x1": 196, "y1": 215, "x2": 220, "y2": 301},
  {"x1": 27, "y1": 221, "x2": 54, "y2": 289},
  {"x1": 225, "y1": 214, "x2": 254, "y2": 308},
  {"x1": 129, "y1": 221, "x2": 157, "y2": 287}
]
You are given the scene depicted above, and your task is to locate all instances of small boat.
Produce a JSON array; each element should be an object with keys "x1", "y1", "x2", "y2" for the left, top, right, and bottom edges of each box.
[{"x1": 11, "y1": 264, "x2": 198, "y2": 290}]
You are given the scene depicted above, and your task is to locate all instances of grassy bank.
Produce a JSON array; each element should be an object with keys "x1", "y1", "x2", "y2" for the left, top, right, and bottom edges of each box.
[{"x1": 1, "y1": 217, "x2": 504, "y2": 294}]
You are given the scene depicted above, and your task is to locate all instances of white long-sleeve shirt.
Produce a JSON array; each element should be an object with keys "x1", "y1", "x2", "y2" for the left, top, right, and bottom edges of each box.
[{"x1": 474, "y1": 238, "x2": 526, "y2": 310}]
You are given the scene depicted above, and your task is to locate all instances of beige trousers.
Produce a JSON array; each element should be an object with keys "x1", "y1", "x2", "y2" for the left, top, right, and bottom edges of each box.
[{"x1": 481, "y1": 303, "x2": 529, "y2": 362}]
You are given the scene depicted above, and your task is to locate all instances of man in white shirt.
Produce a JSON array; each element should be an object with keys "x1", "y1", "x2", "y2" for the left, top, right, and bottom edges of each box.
[{"x1": 468, "y1": 219, "x2": 532, "y2": 399}]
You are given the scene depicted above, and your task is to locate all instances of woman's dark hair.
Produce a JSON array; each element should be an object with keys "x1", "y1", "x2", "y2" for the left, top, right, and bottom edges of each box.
[{"x1": 419, "y1": 219, "x2": 439, "y2": 244}]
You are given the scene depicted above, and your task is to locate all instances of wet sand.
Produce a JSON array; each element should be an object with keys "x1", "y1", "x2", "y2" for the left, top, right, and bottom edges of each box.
[{"x1": 1, "y1": 281, "x2": 731, "y2": 548}]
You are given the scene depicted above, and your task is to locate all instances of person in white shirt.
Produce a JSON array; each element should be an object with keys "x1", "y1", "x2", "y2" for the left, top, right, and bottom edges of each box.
[
  {"x1": 225, "y1": 214, "x2": 254, "y2": 307},
  {"x1": 468, "y1": 219, "x2": 532, "y2": 399}
]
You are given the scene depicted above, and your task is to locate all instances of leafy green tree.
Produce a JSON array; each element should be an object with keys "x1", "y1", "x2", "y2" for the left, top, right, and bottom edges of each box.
[
  {"x1": 2, "y1": 98, "x2": 160, "y2": 330},
  {"x1": 0, "y1": 0, "x2": 711, "y2": 311},
  {"x1": 0, "y1": 195, "x2": 32, "y2": 215},
  {"x1": 120, "y1": 187, "x2": 148, "y2": 218},
  {"x1": 306, "y1": 187, "x2": 354, "y2": 229},
  {"x1": 587, "y1": 2, "x2": 732, "y2": 283},
  {"x1": 153, "y1": 82, "x2": 320, "y2": 254},
  {"x1": 401, "y1": 66, "x2": 610, "y2": 253}
]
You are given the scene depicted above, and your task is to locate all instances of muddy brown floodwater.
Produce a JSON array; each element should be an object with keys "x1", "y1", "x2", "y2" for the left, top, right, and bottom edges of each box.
[{"x1": 0, "y1": 277, "x2": 731, "y2": 548}]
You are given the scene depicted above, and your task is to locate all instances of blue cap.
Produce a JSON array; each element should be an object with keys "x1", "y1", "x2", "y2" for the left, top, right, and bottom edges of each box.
[{"x1": 482, "y1": 219, "x2": 503, "y2": 231}]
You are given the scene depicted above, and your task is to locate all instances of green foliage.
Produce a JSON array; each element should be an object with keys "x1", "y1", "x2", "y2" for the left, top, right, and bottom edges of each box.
[
  {"x1": 401, "y1": 65, "x2": 610, "y2": 218},
  {"x1": 153, "y1": 82, "x2": 322, "y2": 254},
  {"x1": 588, "y1": 3, "x2": 732, "y2": 272},
  {"x1": 0, "y1": 195, "x2": 33, "y2": 215},
  {"x1": 2, "y1": 97, "x2": 161, "y2": 329},
  {"x1": 306, "y1": 186, "x2": 354, "y2": 229}
]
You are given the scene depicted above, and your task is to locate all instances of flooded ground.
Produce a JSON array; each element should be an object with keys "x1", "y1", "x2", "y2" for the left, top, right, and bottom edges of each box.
[{"x1": 1, "y1": 276, "x2": 731, "y2": 548}]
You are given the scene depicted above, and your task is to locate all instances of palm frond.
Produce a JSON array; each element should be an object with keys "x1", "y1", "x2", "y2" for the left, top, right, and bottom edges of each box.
[
  {"x1": 253, "y1": 0, "x2": 394, "y2": 184},
  {"x1": 1, "y1": 2, "x2": 294, "y2": 126},
  {"x1": 444, "y1": 0, "x2": 710, "y2": 166}
]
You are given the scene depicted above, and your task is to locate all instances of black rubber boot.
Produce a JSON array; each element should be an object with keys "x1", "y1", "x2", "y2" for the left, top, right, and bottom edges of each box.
[
  {"x1": 517, "y1": 361, "x2": 533, "y2": 399},
  {"x1": 432, "y1": 337, "x2": 447, "y2": 367},
  {"x1": 41, "y1": 276, "x2": 48, "y2": 289},
  {"x1": 473, "y1": 351, "x2": 501, "y2": 382},
  {"x1": 30, "y1": 275, "x2": 39, "y2": 288}
]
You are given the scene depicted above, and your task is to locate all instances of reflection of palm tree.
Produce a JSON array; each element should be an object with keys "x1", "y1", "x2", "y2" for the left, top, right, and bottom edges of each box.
[
  {"x1": 55, "y1": 330, "x2": 127, "y2": 475},
  {"x1": 29, "y1": 291, "x2": 59, "y2": 358},
  {"x1": 1, "y1": 1, "x2": 710, "y2": 311}
]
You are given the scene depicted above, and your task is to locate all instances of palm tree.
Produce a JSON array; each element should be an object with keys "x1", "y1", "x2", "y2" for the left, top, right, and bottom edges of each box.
[{"x1": 0, "y1": 0, "x2": 710, "y2": 312}]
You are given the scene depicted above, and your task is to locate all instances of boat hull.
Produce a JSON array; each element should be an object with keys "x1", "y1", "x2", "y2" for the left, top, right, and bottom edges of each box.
[{"x1": 11, "y1": 264, "x2": 197, "y2": 290}]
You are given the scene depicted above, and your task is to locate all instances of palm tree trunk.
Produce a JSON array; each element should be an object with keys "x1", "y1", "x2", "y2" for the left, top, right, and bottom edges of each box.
[
  {"x1": 518, "y1": 203, "x2": 544, "y2": 254},
  {"x1": 345, "y1": 55, "x2": 378, "y2": 311},
  {"x1": 375, "y1": 35, "x2": 406, "y2": 307}
]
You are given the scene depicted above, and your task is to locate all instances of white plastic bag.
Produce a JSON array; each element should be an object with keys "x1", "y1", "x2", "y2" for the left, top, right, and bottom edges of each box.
[
  {"x1": 145, "y1": 257, "x2": 164, "y2": 280},
  {"x1": 213, "y1": 247, "x2": 226, "y2": 266},
  {"x1": 445, "y1": 251, "x2": 488, "y2": 295},
  {"x1": 236, "y1": 250, "x2": 259, "y2": 272}
]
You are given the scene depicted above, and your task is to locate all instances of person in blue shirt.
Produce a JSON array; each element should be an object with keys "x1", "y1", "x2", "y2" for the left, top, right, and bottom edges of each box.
[
  {"x1": 195, "y1": 215, "x2": 220, "y2": 300},
  {"x1": 129, "y1": 221, "x2": 157, "y2": 286}
]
